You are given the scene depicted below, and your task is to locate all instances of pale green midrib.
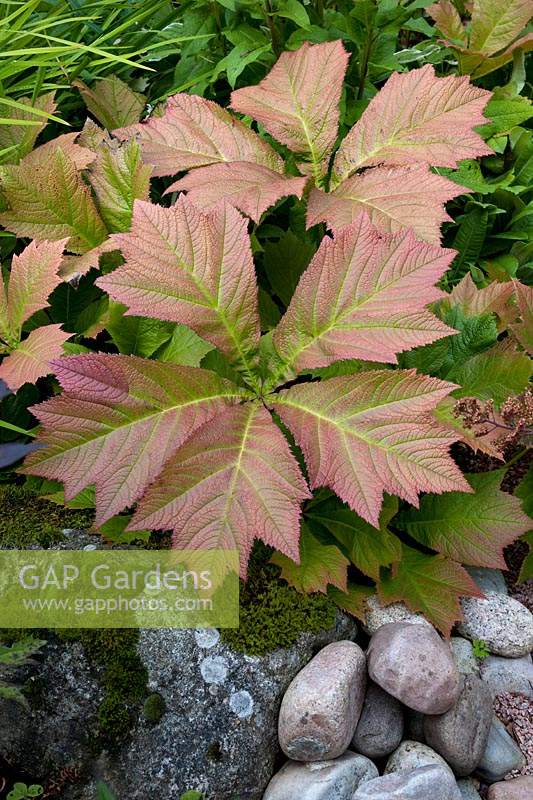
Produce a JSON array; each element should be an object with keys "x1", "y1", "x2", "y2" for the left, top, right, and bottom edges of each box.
[
  {"x1": 221, "y1": 404, "x2": 256, "y2": 526},
  {"x1": 273, "y1": 395, "x2": 455, "y2": 476},
  {"x1": 29, "y1": 388, "x2": 245, "y2": 466}
]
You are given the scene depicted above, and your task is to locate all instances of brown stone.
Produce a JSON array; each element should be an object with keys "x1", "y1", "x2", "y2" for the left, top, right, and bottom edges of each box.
[
  {"x1": 278, "y1": 640, "x2": 367, "y2": 761},
  {"x1": 487, "y1": 776, "x2": 533, "y2": 800}
]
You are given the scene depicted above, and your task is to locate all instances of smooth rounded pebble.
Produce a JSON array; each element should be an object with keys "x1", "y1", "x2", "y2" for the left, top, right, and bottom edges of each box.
[
  {"x1": 352, "y1": 765, "x2": 462, "y2": 800},
  {"x1": 458, "y1": 778, "x2": 483, "y2": 800},
  {"x1": 278, "y1": 641, "x2": 367, "y2": 761},
  {"x1": 450, "y1": 637, "x2": 480, "y2": 676},
  {"x1": 480, "y1": 654, "x2": 533, "y2": 699},
  {"x1": 263, "y1": 752, "x2": 378, "y2": 800},
  {"x1": 458, "y1": 592, "x2": 533, "y2": 658},
  {"x1": 367, "y1": 622, "x2": 461, "y2": 714},
  {"x1": 363, "y1": 596, "x2": 432, "y2": 635},
  {"x1": 467, "y1": 568, "x2": 508, "y2": 596},
  {"x1": 424, "y1": 675, "x2": 493, "y2": 776},
  {"x1": 385, "y1": 740, "x2": 453, "y2": 779},
  {"x1": 352, "y1": 682, "x2": 403, "y2": 759},
  {"x1": 487, "y1": 776, "x2": 533, "y2": 799},
  {"x1": 476, "y1": 717, "x2": 525, "y2": 783}
]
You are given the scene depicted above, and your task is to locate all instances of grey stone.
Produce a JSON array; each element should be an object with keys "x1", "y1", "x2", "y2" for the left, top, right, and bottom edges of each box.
[
  {"x1": 352, "y1": 765, "x2": 462, "y2": 800},
  {"x1": 279, "y1": 640, "x2": 367, "y2": 761},
  {"x1": 424, "y1": 675, "x2": 493, "y2": 776},
  {"x1": 385, "y1": 740, "x2": 454, "y2": 779},
  {"x1": 487, "y1": 776, "x2": 533, "y2": 799},
  {"x1": 352, "y1": 682, "x2": 403, "y2": 759},
  {"x1": 458, "y1": 778, "x2": 483, "y2": 800},
  {"x1": 480, "y1": 654, "x2": 533, "y2": 699},
  {"x1": 363, "y1": 595, "x2": 432, "y2": 635},
  {"x1": 458, "y1": 592, "x2": 533, "y2": 658},
  {"x1": 263, "y1": 752, "x2": 378, "y2": 800},
  {"x1": 451, "y1": 637, "x2": 480, "y2": 676},
  {"x1": 476, "y1": 717, "x2": 525, "y2": 783},
  {"x1": 367, "y1": 622, "x2": 461, "y2": 714},
  {"x1": 467, "y1": 568, "x2": 508, "y2": 596}
]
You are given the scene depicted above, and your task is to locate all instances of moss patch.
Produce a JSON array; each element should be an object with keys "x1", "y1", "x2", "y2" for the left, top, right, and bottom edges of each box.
[
  {"x1": 59, "y1": 629, "x2": 147, "y2": 752},
  {"x1": 143, "y1": 692, "x2": 166, "y2": 724},
  {"x1": 222, "y1": 544, "x2": 337, "y2": 656},
  {"x1": 0, "y1": 484, "x2": 94, "y2": 548}
]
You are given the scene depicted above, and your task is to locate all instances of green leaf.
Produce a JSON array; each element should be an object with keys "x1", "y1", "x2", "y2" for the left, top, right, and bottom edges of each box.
[
  {"x1": 449, "y1": 341, "x2": 532, "y2": 405},
  {"x1": 94, "y1": 514, "x2": 150, "y2": 545},
  {"x1": 153, "y1": 325, "x2": 214, "y2": 367},
  {"x1": 107, "y1": 301, "x2": 175, "y2": 357},
  {"x1": 271, "y1": 521, "x2": 349, "y2": 593},
  {"x1": 275, "y1": 0, "x2": 311, "y2": 29},
  {"x1": 396, "y1": 471, "x2": 531, "y2": 568},
  {"x1": 452, "y1": 204, "x2": 488, "y2": 269},
  {"x1": 480, "y1": 93, "x2": 533, "y2": 139},
  {"x1": 263, "y1": 230, "x2": 315, "y2": 306},
  {"x1": 378, "y1": 544, "x2": 481, "y2": 636},
  {"x1": 309, "y1": 495, "x2": 401, "y2": 580},
  {"x1": 74, "y1": 76, "x2": 146, "y2": 130},
  {"x1": 327, "y1": 584, "x2": 374, "y2": 622}
]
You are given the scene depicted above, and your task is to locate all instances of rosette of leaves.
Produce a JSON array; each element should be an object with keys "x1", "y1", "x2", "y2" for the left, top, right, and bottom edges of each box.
[
  {"x1": 429, "y1": 0, "x2": 533, "y2": 78},
  {"x1": 20, "y1": 190, "x2": 533, "y2": 633},
  {"x1": 117, "y1": 39, "x2": 492, "y2": 244},
  {"x1": 0, "y1": 636, "x2": 46, "y2": 707}
]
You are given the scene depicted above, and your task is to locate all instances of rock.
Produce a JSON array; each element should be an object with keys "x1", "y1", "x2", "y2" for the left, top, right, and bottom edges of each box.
[
  {"x1": 451, "y1": 637, "x2": 480, "y2": 676},
  {"x1": 363, "y1": 595, "x2": 432, "y2": 635},
  {"x1": 279, "y1": 640, "x2": 367, "y2": 761},
  {"x1": 263, "y1": 752, "x2": 378, "y2": 800},
  {"x1": 467, "y1": 568, "x2": 508, "y2": 596},
  {"x1": 3, "y1": 613, "x2": 358, "y2": 800},
  {"x1": 352, "y1": 682, "x2": 403, "y2": 759},
  {"x1": 405, "y1": 710, "x2": 426, "y2": 743},
  {"x1": 458, "y1": 778, "x2": 483, "y2": 800},
  {"x1": 458, "y1": 592, "x2": 533, "y2": 658},
  {"x1": 424, "y1": 675, "x2": 493, "y2": 776},
  {"x1": 480, "y1": 655, "x2": 533, "y2": 699},
  {"x1": 487, "y1": 776, "x2": 533, "y2": 799},
  {"x1": 367, "y1": 622, "x2": 461, "y2": 714},
  {"x1": 385, "y1": 740, "x2": 453, "y2": 779},
  {"x1": 352, "y1": 765, "x2": 462, "y2": 800},
  {"x1": 476, "y1": 717, "x2": 525, "y2": 783}
]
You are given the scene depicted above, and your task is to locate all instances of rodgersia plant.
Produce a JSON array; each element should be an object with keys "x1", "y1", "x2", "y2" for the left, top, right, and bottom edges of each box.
[{"x1": 2, "y1": 42, "x2": 531, "y2": 633}]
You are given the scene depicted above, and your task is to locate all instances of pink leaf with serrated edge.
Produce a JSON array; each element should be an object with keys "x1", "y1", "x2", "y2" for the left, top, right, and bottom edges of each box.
[
  {"x1": 231, "y1": 40, "x2": 348, "y2": 178},
  {"x1": 23, "y1": 132, "x2": 97, "y2": 171},
  {"x1": 97, "y1": 198, "x2": 261, "y2": 372},
  {"x1": 332, "y1": 65, "x2": 492, "y2": 184},
  {"x1": 512, "y1": 281, "x2": 533, "y2": 355},
  {"x1": 447, "y1": 273, "x2": 514, "y2": 318},
  {"x1": 307, "y1": 165, "x2": 461, "y2": 243},
  {"x1": 22, "y1": 354, "x2": 245, "y2": 525},
  {"x1": 273, "y1": 370, "x2": 470, "y2": 527},
  {"x1": 0, "y1": 325, "x2": 69, "y2": 392},
  {"x1": 5, "y1": 239, "x2": 66, "y2": 336},
  {"x1": 270, "y1": 214, "x2": 455, "y2": 380},
  {"x1": 469, "y1": 0, "x2": 533, "y2": 56},
  {"x1": 428, "y1": 2, "x2": 467, "y2": 44},
  {"x1": 129, "y1": 403, "x2": 311, "y2": 577},
  {"x1": 74, "y1": 75, "x2": 145, "y2": 130},
  {"x1": 167, "y1": 162, "x2": 307, "y2": 223},
  {"x1": 115, "y1": 93, "x2": 283, "y2": 176}
]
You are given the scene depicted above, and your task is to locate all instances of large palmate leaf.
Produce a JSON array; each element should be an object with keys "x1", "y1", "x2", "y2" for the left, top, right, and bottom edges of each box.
[
  {"x1": 0, "y1": 240, "x2": 69, "y2": 392},
  {"x1": 0, "y1": 326, "x2": 70, "y2": 392},
  {"x1": 167, "y1": 162, "x2": 306, "y2": 223},
  {"x1": 128, "y1": 403, "x2": 311, "y2": 576},
  {"x1": 396, "y1": 471, "x2": 531, "y2": 568},
  {"x1": 0, "y1": 92, "x2": 56, "y2": 164},
  {"x1": 269, "y1": 215, "x2": 455, "y2": 382},
  {"x1": 449, "y1": 341, "x2": 532, "y2": 406},
  {"x1": 378, "y1": 545, "x2": 481, "y2": 636},
  {"x1": 469, "y1": 0, "x2": 532, "y2": 57},
  {"x1": 445, "y1": 274, "x2": 514, "y2": 320},
  {"x1": 231, "y1": 40, "x2": 348, "y2": 181},
  {"x1": 307, "y1": 166, "x2": 461, "y2": 243},
  {"x1": 74, "y1": 75, "x2": 146, "y2": 130},
  {"x1": 308, "y1": 495, "x2": 401, "y2": 580},
  {"x1": 512, "y1": 282, "x2": 533, "y2": 355},
  {"x1": 271, "y1": 522, "x2": 349, "y2": 593},
  {"x1": 331, "y1": 65, "x2": 491, "y2": 185},
  {"x1": 116, "y1": 93, "x2": 283, "y2": 176},
  {"x1": 22, "y1": 354, "x2": 245, "y2": 525},
  {"x1": 0, "y1": 147, "x2": 107, "y2": 254},
  {"x1": 97, "y1": 199, "x2": 261, "y2": 379},
  {"x1": 87, "y1": 136, "x2": 152, "y2": 233},
  {"x1": 273, "y1": 370, "x2": 470, "y2": 527}
]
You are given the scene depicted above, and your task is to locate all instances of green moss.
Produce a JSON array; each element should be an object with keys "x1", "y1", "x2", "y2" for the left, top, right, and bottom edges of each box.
[
  {"x1": 0, "y1": 484, "x2": 94, "y2": 548},
  {"x1": 221, "y1": 543, "x2": 337, "y2": 656},
  {"x1": 58, "y1": 628, "x2": 148, "y2": 752},
  {"x1": 143, "y1": 692, "x2": 166, "y2": 724}
]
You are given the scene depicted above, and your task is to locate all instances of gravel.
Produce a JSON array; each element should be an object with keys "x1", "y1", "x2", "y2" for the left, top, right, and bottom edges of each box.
[{"x1": 494, "y1": 693, "x2": 533, "y2": 778}]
